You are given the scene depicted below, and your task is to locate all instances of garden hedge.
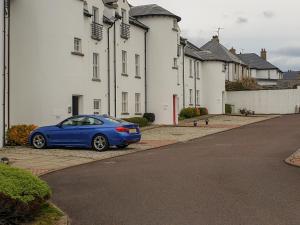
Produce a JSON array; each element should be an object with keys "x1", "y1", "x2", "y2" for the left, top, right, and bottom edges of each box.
[
  {"x1": 143, "y1": 113, "x2": 156, "y2": 123},
  {"x1": 123, "y1": 117, "x2": 149, "y2": 127},
  {"x1": 0, "y1": 164, "x2": 51, "y2": 224},
  {"x1": 7, "y1": 125, "x2": 38, "y2": 146}
]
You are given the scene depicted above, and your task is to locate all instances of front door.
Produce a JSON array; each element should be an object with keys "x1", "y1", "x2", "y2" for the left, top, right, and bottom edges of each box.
[{"x1": 72, "y1": 96, "x2": 79, "y2": 116}]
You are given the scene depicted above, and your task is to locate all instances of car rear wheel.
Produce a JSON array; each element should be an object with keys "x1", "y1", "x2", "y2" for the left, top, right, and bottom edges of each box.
[
  {"x1": 117, "y1": 144, "x2": 129, "y2": 149},
  {"x1": 32, "y1": 134, "x2": 47, "y2": 149},
  {"x1": 92, "y1": 135, "x2": 108, "y2": 152}
]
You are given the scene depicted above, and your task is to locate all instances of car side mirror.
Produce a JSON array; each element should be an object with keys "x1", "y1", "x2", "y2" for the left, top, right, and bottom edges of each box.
[{"x1": 57, "y1": 123, "x2": 63, "y2": 128}]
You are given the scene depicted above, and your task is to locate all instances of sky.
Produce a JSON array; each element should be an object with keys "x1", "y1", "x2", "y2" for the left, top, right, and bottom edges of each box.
[{"x1": 129, "y1": 0, "x2": 300, "y2": 71}]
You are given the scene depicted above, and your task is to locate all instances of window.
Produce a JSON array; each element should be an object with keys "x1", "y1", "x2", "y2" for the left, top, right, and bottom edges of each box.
[
  {"x1": 135, "y1": 54, "x2": 140, "y2": 77},
  {"x1": 93, "y1": 99, "x2": 101, "y2": 115},
  {"x1": 189, "y1": 59, "x2": 193, "y2": 77},
  {"x1": 235, "y1": 64, "x2": 237, "y2": 74},
  {"x1": 62, "y1": 116, "x2": 102, "y2": 126},
  {"x1": 268, "y1": 70, "x2": 271, "y2": 79},
  {"x1": 173, "y1": 58, "x2": 178, "y2": 69},
  {"x1": 196, "y1": 90, "x2": 200, "y2": 105},
  {"x1": 122, "y1": 51, "x2": 127, "y2": 74},
  {"x1": 121, "y1": 9, "x2": 126, "y2": 23},
  {"x1": 177, "y1": 44, "x2": 181, "y2": 57},
  {"x1": 189, "y1": 89, "x2": 193, "y2": 105},
  {"x1": 173, "y1": 19, "x2": 178, "y2": 30},
  {"x1": 222, "y1": 63, "x2": 227, "y2": 72},
  {"x1": 196, "y1": 61, "x2": 200, "y2": 79},
  {"x1": 122, "y1": 92, "x2": 128, "y2": 114},
  {"x1": 135, "y1": 93, "x2": 141, "y2": 114},
  {"x1": 74, "y1": 38, "x2": 82, "y2": 53},
  {"x1": 92, "y1": 7, "x2": 99, "y2": 23},
  {"x1": 93, "y1": 53, "x2": 99, "y2": 79}
]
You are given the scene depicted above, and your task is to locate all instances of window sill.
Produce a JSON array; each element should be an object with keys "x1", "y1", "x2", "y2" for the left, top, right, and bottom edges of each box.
[
  {"x1": 121, "y1": 73, "x2": 129, "y2": 77},
  {"x1": 172, "y1": 28, "x2": 179, "y2": 32},
  {"x1": 189, "y1": 104, "x2": 194, "y2": 107},
  {"x1": 135, "y1": 113, "x2": 142, "y2": 116},
  {"x1": 92, "y1": 78, "x2": 101, "y2": 82},
  {"x1": 172, "y1": 67, "x2": 179, "y2": 70},
  {"x1": 135, "y1": 76, "x2": 141, "y2": 79},
  {"x1": 71, "y1": 52, "x2": 84, "y2": 57},
  {"x1": 121, "y1": 113, "x2": 130, "y2": 116}
]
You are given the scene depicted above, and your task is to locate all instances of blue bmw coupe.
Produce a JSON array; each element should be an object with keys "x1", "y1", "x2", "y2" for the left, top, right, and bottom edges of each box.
[{"x1": 29, "y1": 115, "x2": 141, "y2": 151}]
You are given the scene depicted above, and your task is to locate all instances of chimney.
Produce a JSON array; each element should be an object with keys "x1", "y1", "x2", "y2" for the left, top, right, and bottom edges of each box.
[
  {"x1": 212, "y1": 35, "x2": 219, "y2": 43},
  {"x1": 261, "y1": 48, "x2": 267, "y2": 60},
  {"x1": 229, "y1": 47, "x2": 236, "y2": 55}
]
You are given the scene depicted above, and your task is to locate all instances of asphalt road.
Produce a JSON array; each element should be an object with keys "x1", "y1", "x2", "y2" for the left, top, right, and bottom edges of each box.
[{"x1": 44, "y1": 115, "x2": 300, "y2": 225}]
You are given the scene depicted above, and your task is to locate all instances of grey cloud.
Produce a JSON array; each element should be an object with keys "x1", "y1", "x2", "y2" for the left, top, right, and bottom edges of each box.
[
  {"x1": 236, "y1": 17, "x2": 248, "y2": 24},
  {"x1": 263, "y1": 11, "x2": 275, "y2": 18},
  {"x1": 272, "y1": 47, "x2": 300, "y2": 57}
]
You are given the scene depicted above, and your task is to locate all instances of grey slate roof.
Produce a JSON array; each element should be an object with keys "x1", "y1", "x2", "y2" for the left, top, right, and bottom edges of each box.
[
  {"x1": 237, "y1": 53, "x2": 281, "y2": 71},
  {"x1": 129, "y1": 4, "x2": 181, "y2": 22},
  {"x1": 184, "y1": 41, "x2": 222, "y2": 61},
  {"x1": 129, "y1": 17, "x2": 149, "y2": 30},
  {"x1": 283, "y1": 71, "x2": 300, "y2": 80},
  {"x1": 200, "y1": 36, "x2": 246, "y2": 65}
]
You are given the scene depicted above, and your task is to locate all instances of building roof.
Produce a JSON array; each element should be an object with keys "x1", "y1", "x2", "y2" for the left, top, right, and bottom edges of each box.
[
  {"x1": 283, "y1": 71, "x2": 300, "y2": 80},
  {"x1": 237, "y1": 53, "x2": 281, "y2": 71},
  {"x1": 129, "y1": 4, "x2": 181, "y2": 22},
  {"x1": 129, "y1": 17, "x2": 149, "y2": 30},
  {"x1": 200, "y1": 36, "x2": 246, "y2": 65}
]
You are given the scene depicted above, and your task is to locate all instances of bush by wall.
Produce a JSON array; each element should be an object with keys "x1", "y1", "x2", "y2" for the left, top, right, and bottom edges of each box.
[
  {"x1": 0, "y1": 164, "x2": 51, "y2": 224},
  {"x1": 179, "y1": 107, "x2": 198, "y2": 119},
  {"x1": 225, "y1": 104, "x2": 232, "y2": 114},
  {"x1": 226, "y1": 77, "x2": 262, "y2": 91},
  {"x1": 7, "y1": 125, "x2": 38, "y2": 146},
  {"x1": 199, "y1": 107, "x2": 208, "y2": 116},
  {"x1": 123, "y1": 117, "x2": 149, "y2": 127},
  {"x1": 143, "y1": 113, "x2": 156, "y2": 123}
]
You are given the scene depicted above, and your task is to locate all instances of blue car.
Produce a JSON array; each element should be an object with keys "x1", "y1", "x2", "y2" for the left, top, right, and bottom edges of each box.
[{"x1": 29, "y1": 115, "x2": 141, "y2": 151}]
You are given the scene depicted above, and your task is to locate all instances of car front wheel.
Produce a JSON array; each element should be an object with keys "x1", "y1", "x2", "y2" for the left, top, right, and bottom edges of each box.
[
  {"x1": 92, "y1": 135, "x2": 108, "y2": 152},
  {"x1": 32, "y1": 133, "x2": 47, "y2": 149}
]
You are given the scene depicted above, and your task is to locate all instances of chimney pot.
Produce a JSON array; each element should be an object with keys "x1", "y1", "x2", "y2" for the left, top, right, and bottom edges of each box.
[
  {"x1": 212, "y1": 35, "x2": 219, "y2": 42},
  {"x1": 229, "y1": 47, "x2": 236, "y2": 55},
  {"x1": 261, "y1": 48, "x2": 267, "y2": 60}
]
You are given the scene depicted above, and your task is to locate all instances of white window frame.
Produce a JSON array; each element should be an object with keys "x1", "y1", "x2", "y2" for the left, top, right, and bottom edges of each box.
[
  {"x1": 135, "y1": 54, "x2": 140, "y2": 77},
  {"x1": 189, "y1": 59, "x2": 193, "y2": 77},
  {"x1": 74, "y1": 38, "x2": 82, "y2": 53},
  {"x1": 93, "y1": 53, "x2": 100, "y2": 79},
  {"x1": 93, "y1": 99, "x2": 101, "y2": 115},
  {"x1": 122, "y1": 50, "x2": 127, "y2": 75},
  {"x1": 122, "y1": 92, "x2": 128, "y2": 114},
  {"x1": 189, "y1": 89, "x2": 193, "y2": 105},
  {"x1": 92, "y1": 6, "x2": 99, "y2": 23},
  {"x1": 222, "y1": 63, "x2": 227, "y2": 73},
  {"x1": 135, "y1": 93, "x2": 141, "y2": 114},
  {"x1": 196, "y1": 90, "x2": 200, "y2": 105},
  {"x1": 173, "y1": 58, "x2": 178, "y2": 69}
]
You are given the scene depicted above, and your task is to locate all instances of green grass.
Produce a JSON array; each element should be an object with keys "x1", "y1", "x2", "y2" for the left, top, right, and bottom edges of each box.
[
  {"x1": 0, "y1": 164, "x2": 51, "y2": 203},
  {"x1": 26, "y1": 203, "x2": 64, "y2": 225}
]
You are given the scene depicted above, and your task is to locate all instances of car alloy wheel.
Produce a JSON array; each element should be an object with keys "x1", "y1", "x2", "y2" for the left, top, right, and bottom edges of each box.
[
  {"x1": 32, "y1": 134, "x2": 46, "y2": 149},
  {"x1": 93, "y1": 135, "x2": 108, "y2": 151}
]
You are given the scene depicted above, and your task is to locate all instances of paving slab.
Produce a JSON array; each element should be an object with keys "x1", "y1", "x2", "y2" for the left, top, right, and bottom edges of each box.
[{"x1": 0, "y1": 115, "x2": 278, "y2": 176}]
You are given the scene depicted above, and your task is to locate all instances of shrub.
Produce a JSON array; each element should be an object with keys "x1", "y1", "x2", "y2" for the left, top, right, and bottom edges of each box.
[
  {"x1": 123, "y1": 117, "x2": 149, "y2": 127},
  {"x1": 226, "y1": 78, "x2": 262, "y2": 91},
  {"x1": 7, "y1": 125, "x2": 38, "y2": 146},
  {"x1": 143, "y1": 113, "x2": 156, "y2": 123},
  {"x1": 179, "y1": 107, "x2": 198, "y2": 119},
  {"x1": 225, "y1": 104, "x2": 232, "y2": 114},
  {"x1": 0, "y1": 164, "x2": 51, "y2": 224},
  {"x1": 199, "y1": 107, "x2": 208, "y2": 116}
]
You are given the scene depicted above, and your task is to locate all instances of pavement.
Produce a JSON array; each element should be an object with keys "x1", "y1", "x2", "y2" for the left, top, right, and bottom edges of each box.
[
  {"x1": 285, "y1": 149, "x2": 300, "y2": 167},
  {"x1": 0, "y1": 115, "x2": 277, "y2": 176},
  {"x1": 43, "y1": 115, "x2": 300, "y2": 225}
]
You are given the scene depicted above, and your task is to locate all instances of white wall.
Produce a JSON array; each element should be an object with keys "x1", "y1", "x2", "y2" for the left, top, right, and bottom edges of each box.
[
  {"x1": 225, "y1": 87, "x2": 300, "y2": 114},
  {"x1": 139, "y1": 16, "x2": 181, "y2": 125},
  {"x1": 201, "y1": 61, "x2": 226, "y2": 114}
]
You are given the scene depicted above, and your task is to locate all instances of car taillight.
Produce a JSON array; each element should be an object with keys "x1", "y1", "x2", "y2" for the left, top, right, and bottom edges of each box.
[{"x1": 116, "y1": 127, "x2": 129, "y2": 133}]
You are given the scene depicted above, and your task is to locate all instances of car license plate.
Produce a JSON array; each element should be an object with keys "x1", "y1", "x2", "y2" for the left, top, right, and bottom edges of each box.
[{"x1": 129, "y1": 129, "x2": 137, "y2": 134}]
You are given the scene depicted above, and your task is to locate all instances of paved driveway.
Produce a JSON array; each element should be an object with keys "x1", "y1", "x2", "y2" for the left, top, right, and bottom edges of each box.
[{"x1": 43, "y1": 115, "x2": 300, "y2": 225}]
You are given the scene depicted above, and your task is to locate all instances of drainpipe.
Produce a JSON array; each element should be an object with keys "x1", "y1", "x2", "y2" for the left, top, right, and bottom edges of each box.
[
  {"x1": 113, "y1": 21, "x2": 117, "y2": 117},
  {"x1": 2, "y1": 0, "x2": 6, "y2": 146},
  {"x1": 144, "y1": 29, "x2": 148, "y2": 113},
  {"x1": 107, "y1": 21, "x2": 115, "y2": 116},
  {"x1": 182, "y1": 43, "x2": 186, "y2": 108},
  {"x1": 7, "y1": 0, "x2": 10, "y2": 129},
  {"x1": 194, "y1": 61, "x2": 197, "y2": 107}
]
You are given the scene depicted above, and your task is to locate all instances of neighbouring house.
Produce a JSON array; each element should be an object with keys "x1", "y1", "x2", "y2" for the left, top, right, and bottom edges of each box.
[
  {"x1": 237, "y1": 49, "x2": 283, "y2": 86},
  {"x1": 201, "y1": 36, "x2": 249, "y2": 82},
  {"x1": 278, "y1": 70, "x2": 300, "y2": 88}
]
